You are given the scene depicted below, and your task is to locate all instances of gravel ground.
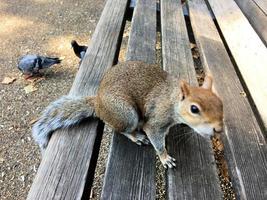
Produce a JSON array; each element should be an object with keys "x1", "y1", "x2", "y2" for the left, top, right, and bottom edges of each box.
[{"x1": 0, "y1": 1, "x2": 105, "y2": 199}]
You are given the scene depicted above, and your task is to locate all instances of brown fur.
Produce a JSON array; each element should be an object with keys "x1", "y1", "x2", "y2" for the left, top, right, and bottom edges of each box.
[
  {"x1": 90, "y1": 61, "x2": 223, "y2": 168},
  {"x1": 94, "y1": 61, "x2": 168, "y2": 131},
  {"x1": 34, "y1": 61, "x2": 223, "y2": 166},
  {"x1": 39, "y1": 61, "x2": 219, "y2": 169}
]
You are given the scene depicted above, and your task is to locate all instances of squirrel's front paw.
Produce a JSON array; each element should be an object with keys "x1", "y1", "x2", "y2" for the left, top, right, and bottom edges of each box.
[
  {"x1": 160, "y1": 154, "x2": 176, "y2": 169},
  {"x1": 134, "y1": 132, "x2": 150, "y2": 145}
]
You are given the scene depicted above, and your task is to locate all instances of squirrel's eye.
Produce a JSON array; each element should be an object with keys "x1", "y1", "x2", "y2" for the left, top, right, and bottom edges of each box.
[{"x1": 191, "y1": 105, "x2": 200, "y2": 114}]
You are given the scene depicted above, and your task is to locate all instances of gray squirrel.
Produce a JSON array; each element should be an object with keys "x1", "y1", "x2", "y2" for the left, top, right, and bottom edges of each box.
[{"x1": 32, "y1": 61, "x2": 223, "y2": 168}]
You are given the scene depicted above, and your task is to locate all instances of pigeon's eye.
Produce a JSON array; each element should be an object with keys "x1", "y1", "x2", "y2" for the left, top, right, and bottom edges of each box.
[{"x1": 190, "y1": 105, "x2": 200, "y2": 114}]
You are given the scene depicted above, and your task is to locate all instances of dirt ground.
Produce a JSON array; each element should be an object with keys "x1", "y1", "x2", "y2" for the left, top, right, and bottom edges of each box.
[{"x1": 0, "y1": 0, "x2": 105, "y2": 199}]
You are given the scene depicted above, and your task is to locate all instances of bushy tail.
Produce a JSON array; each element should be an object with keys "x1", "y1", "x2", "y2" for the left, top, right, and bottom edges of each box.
[{"x1": 32, "y1": 95, "x2": 96, "y2": 154}]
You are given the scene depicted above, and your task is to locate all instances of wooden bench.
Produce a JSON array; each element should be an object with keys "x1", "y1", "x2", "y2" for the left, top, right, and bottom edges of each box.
[{"x1": 27, "y1": 0, "x2": 267, "y2": 199}]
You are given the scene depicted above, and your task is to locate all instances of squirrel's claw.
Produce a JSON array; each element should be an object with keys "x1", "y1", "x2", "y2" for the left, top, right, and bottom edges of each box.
[
  {"x1": 134, "y1": 132, "x2": 151, "y2": 145},
  {"x1": 161, "y1": 155, "x2": 176, "y2": 169}
]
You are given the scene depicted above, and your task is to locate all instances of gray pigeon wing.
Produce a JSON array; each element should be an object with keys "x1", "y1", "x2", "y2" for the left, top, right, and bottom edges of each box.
[{"x1": 40, "y1": 56, "x2": 60, "y2": 68}]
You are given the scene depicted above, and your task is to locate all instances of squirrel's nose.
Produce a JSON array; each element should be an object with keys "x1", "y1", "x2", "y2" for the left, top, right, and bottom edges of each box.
[
  {"x1": 213, "y1": 121, "x2": 223, "y2": 133},
  {"x1": 213, "y1": 126, "x2": 223, "y2": 133}
]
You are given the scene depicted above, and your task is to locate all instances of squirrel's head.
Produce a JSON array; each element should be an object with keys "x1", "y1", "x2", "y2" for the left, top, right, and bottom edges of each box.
[{"x1": 175, "y1": 74, "x2": 223, "y2": 139}]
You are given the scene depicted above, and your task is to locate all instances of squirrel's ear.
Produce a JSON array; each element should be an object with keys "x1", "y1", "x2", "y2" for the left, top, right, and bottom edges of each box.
[
  {"x1": 179, "y1": 80, "x2": 190, "y2": 100},
  {"x1": 202, "y1": 73, "x2": 213, "y2": 90}
]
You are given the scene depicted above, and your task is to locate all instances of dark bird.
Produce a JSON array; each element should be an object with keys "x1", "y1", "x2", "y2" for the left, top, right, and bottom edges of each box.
[
  {"x1": 71, "y1": 40, "x2": 88, "y2": 60},
  {"x1": 18, "y1": 55, "x2": 61, "y2": 77}
]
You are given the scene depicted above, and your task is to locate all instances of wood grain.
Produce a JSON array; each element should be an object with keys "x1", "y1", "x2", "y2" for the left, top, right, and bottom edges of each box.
[
  {"x1": 234, "y1": 0, "x2": 267, "y2": 45},
  {"x1": 101, "y1": 0, "x2": 157, "y2": 199},
  {"x1": 27, "y1": 0, "x2": 129, "y2": 199},
  {"x1": 206, "y1": 0, "x2": 267, "y2": 129},
  {"x1": 126, "y1": 0, "x2": 157, "y2": 64},
  {"x1": 252, "y1": 0, "x2": 267, "y2": 15},
  {"x1": 101, "y1": 135, "x2": 156, "y2": 200},
  {"x1": 189, "y1": 0, "x2": 267, "y2": 199},
  {"x1": 161, "y1": 0, "x2": 222, "y2": 199}
]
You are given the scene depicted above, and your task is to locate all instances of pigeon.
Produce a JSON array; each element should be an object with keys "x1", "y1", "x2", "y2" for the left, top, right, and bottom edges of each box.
[
  {"x1": 71, "y1": 40, "x2": 88, "y2": 60},
  {"x1": 18, "y1": 55, "x2": 61, "y2": 77}
]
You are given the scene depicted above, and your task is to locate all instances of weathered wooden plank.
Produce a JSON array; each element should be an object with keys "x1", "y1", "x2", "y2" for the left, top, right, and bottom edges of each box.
[
  {"x1": 253, "y1": 0, "x2": 267, "y2": 15},
  {"x1": 27, "y1": 0, "x2": 129, "y2": 199},
  {"x1": 206, "y1": 0, "x2": 267, "y2": 129},
  {"x1": 161, "y1": 0, "x2": 196, "y2": 84},
  {"x1": 161, "y1": 0, "x2": 222, "y2": 199},
  {"x1": 126, "y1": 0, "x2": 157, "y2": 63},
  {"x1": 101, "y1": 135, "x2": 156, "y2": 199},
  {"x1": 101, "y1": 0, "x2": 157, "y2": 199},
  {"x1": 188, "y1": 0, "x2": 267, "y2": 199},
  {"x1": 234, "y1": 0, "x2": 267, "y2": 45}
]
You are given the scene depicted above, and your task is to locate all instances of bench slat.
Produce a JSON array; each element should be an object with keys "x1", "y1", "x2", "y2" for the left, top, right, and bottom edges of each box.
[
  {"x1": 27, "y1": 0, "x2": 129, "y2": 199},
  {"x1": 126, "y1": 0, "x2": 157, "y2": 64},
  {"x1": 161, "y1": 1, "x2": 222, "y2": 199},
  {"x1": 189, "y1": 0, "x2": 267, "y2": 199},
  {"x1": 101, "y1": 0, "x2": 157, "y2": 199},
  {"x1": 207, "y1": 0, "x2": 267, "y2": 129},
  {"x1": 234, "y1": 0, "x2": 267, "y2": 45},
  {"x1": 253, "y1": 0, "x2": 267, "y2": 15}
]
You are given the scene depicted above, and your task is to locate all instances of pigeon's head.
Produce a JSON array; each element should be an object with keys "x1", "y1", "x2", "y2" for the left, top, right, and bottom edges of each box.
[
  {"x1": 71, "y1": 40, "x2": 78, "y2": 48},
  {"x1": 17, "y1": 66, "x2": 32, "y2": 75},
  {"x1": 17, "y1": 58, "x2": 25, "y2": 72},
  {"x1": 17, "y1": 55, "x2": 37, "y2": 75},
  {"x1": 17, "y1": 64, "x2": 23, "y2": 72},
  {"x1": 17, "y1": 65, "x2": 32, "y2": 75}
]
